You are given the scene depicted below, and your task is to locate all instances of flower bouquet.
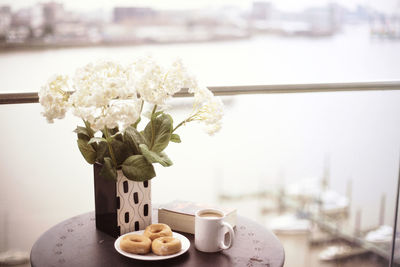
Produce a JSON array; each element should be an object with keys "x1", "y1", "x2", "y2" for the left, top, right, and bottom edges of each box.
[{"x1": 39, "y1": 56, "x2": 223, "y2": 236}]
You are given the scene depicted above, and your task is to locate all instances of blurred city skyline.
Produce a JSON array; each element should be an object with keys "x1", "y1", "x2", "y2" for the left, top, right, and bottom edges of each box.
[
  {"x1": 0, "y1": 0, "x2": 399, "y2": 51},
  {"x1": 1, "y1": 0, "x2": 399, "y2": 14}
]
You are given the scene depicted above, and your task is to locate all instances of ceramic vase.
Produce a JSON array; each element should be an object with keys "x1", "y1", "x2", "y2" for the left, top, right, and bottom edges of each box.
[{"x1": 93, "y1": 163, "x2": 152, "y2": 237}]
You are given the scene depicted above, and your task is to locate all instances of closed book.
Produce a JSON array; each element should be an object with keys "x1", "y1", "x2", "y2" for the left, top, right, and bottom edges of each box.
[{"x1": 158, "y1": 200, "x2": 236, "y2": 234}]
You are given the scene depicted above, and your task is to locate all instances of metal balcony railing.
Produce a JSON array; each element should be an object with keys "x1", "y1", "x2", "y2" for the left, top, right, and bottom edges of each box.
[{"x1": 1, "y1": 81, "x2": 400, "y2": 105}]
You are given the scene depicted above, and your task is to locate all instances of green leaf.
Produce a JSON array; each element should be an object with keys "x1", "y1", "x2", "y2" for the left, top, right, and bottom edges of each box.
[
  {"x1": 111, "y1": 139, "x2": 132, "y2": 165},
  {"x1": 74, "y1": 126, "x2": 90, "y2": 136},
  {"x1": 88, "y1": 137, "x2": 107, "y2": 145},
  {"x1": 103, "y1": 127, "x2": 119, "y2": 136},
  {"x1": 139, "y1": 144, "x2": 173, "y2": 167},
  {"x1": 111, "y1": 132, "x2": 123, "y2": 142},
  {"x1": 83, "y1": 120, "x2": 95, "y2": 136},
  {"x1": 95, "y1": 141, "x2": 108, "y2": 164},
  {"x1": 77, "y1": 139, "x2": 96, "y2": 164},
  {"x1": 122, "y1": 155, "x2": 156, "y2": 181},
  {"x1": 170, "y1": 133, "x2": 181, "y2": 143},
  {"x1": 99, "y1": 157, "x2": 117, "y2": 181},
  {"x1": 143, "y1": 114, "x2": 173, "y2": 152},
  {"x1": 152, "y1": 111, "x2": 164, "y2": 119},
  {"x1": 77, "y1": 133, "x2": 90, "y2": 142},
  {"x1": 124, "y1": 126, "x2": 148, "y2": 155},
  {"x1": 74, "y1": 126, "x2": 93, "y2": 142},
  {"x1": 157, "y1": 151, "x2": 173, "y2": 166},
  {"x1": 100, "y1": 127, "x2": 123, "y2": 141},
  {"x1": 140, "y1": 130, "x2": 147, "y2": 143},
  {"x1": 111, "y1": 132, "x2": 120, "y2": 139}
]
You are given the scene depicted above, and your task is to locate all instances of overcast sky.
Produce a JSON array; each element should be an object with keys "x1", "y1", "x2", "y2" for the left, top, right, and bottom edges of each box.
[{"x1": 1, "y1": 0, "x2": 399, "y2": 13}]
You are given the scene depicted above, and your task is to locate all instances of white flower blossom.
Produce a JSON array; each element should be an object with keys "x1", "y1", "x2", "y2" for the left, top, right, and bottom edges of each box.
[
  {"x1": 39, "y1": 74, "x2": 71, "y2": 123},
  {"x1": 188, "y1": 87, "x2": 224, "y2": 135},
  {"x1": 191, "y1": 85, "x2": 214, "y2": 106},
  {"x1": 195, "y1": 97, "x2": 224, "y2": 123},
  {"x1": 129, "y1": 56, "x2": 165, "y2": 105},
  {"x1": 39, "y1": 57, "x2": 223, "y2": 136},
  {"x1": 72, "y1": 97, "x2": 141, "y2": 132},
  {"x1": 205, "y1": 122, "x2": 222, "y2": 136},
  {"x1": 68, "y1": 60, "x2": 140, "y2": 132},
  {"x1": 70, "y1": 60, "x2": 133, "y2": 108},
  {"x1": 129, "y1": 56, "x2": 198, "y2": 105},
  {"x1": 103, "y1": 100, "x2": 141, "y2": 131},
  {"x1": 164, "y1": 58, "x2": 197, "y2": 95}
]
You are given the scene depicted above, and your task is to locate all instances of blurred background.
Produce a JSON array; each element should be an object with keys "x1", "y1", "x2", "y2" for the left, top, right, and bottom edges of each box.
[{"x1": 1, "y1": 0, "x2": 400, "y2": 266}]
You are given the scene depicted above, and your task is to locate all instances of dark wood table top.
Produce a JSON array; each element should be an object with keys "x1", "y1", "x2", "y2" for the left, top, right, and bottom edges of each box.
[{"x1": 31, "y1": 210, "x2": 285, "y2": 267}]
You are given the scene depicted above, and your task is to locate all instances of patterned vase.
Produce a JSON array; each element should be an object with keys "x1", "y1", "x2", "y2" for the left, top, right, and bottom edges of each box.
[{"x1": 93, "y1": 163, "x2": 152, "y2": 238}]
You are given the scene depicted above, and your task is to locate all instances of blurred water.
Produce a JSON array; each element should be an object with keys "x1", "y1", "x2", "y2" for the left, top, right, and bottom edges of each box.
[
  {"x1": 1, "y1": 24, "x2": 400, "y2": 258},
  {"x1": 0, "y1": 25, "x2": 400, "y2": 93}
]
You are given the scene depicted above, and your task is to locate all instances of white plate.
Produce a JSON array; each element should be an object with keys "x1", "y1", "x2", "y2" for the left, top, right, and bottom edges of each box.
[{"x1": 114, "y1": 230, "x2": 190, "y2": 261}]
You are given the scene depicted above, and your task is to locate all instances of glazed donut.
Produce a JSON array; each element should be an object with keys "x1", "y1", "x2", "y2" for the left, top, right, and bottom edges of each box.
[
  {"x1": 120, "y1": 234, "x2": 151, "y2": 254},
  {"x1": 143, "y1": 223, "x2": 173, "y2": 241},
  {"x1": 152, "y1": 236, "x2": 182, "y2": 256}
]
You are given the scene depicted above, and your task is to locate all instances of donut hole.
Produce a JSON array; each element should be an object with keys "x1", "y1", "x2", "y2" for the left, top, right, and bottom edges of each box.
[
  {"x1": 130, "y1": 238, "x2": 142, "y2": 242},
  {"x1": 162, "y1": 240, "x2": 168, "y2": 243},
  {"x1": 152, "y1": 229, "x2": 162, "y2": 233}
]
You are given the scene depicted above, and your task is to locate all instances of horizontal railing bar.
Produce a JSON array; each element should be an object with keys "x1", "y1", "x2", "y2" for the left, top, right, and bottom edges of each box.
[
  {"x1": 0, "y1": 92, "x2": 40, "y2": 105},
  {"x1": 199, "y1": 81, "x2": 400, "y2": 96},
  {"x1": 1, "y1": 81, "x2": 400, "y2": 105}
]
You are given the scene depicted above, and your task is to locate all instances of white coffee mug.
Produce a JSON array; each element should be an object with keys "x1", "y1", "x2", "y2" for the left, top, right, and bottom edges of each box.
[{"x1": 195, "y1": 208, "x2": 235, "y2": 253}]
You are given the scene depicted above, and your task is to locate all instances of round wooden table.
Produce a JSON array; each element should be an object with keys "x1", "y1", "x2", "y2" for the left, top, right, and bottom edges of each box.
[{"x1": 31, "y1": 211, "x2": 284, "y2": 267}]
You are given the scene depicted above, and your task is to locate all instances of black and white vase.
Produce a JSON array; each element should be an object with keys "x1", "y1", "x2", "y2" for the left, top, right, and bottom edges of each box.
[{"x1": 93, "y1": 163, "x2": 152, "y2": 238}]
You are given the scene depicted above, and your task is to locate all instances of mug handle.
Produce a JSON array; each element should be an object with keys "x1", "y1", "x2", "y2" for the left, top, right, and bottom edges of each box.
[{"x1": 219, "y1": 221, "x2": 234, "y2": 250}]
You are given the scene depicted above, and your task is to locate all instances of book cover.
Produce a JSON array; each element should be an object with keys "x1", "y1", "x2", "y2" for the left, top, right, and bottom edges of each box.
[{"x1": 158, "y1": 200, "x2": 237, "y2": 234}]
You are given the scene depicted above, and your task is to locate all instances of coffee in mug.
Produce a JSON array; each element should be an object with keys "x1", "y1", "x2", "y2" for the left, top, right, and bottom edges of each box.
[
  {"x1": 199, "y1": 212, "x2": 223, "y2": 218},
  {"x1": 195, "y1": 208, "x2": 235, "y2": 253}
]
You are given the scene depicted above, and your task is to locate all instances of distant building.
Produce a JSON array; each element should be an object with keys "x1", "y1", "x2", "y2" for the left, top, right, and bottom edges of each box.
[
  {"x1": 251, "y1": 2, "x2": 273, "y2": 20},
  {"x1": 11, "y1": 7, "x2": 31, "y2": 27},
  {"x1": 113, "y1": 7, "x2": 156, "y2": 23},
  {"x1": 42, "y1": 2, "x2": 64, "y2": 25},
  {"x1": 41, "y1": 2, "x2": 64, "y2": 36},
  {"x1": 30, "y1": 5, "x2": 44, "y2": 30},
  {"x1": 305, "y1": 4, "x2": 343, "y2": 35},
  {"x1": 0, "y1": 6, "x2": 11, "y2": 40}
]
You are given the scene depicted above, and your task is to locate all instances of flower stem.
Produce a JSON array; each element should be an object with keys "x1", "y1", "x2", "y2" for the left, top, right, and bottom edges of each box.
[
  {"x1": 104, "y1": 127, "x2": 117, "y2": 167},
  {"x1": 139, "y1": 100, "x2": 144, "y2": 114},
  {"x1": 132, "y1": 100, "x2": 144, "y2": 128},
  {"x1": 150, "y1": 105, "x2": 157, "y2": 149},
  {"x1": 172, "y1": 120, "x2": 186, "y2": 133},
  {"x1": 172, "y1": 114, "x2": 196, "y2": 133}
]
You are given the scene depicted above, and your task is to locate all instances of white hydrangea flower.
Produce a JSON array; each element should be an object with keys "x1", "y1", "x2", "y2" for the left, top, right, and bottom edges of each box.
[
  {"x1": 68, "y1": 60, "x2": 141, "y2": 132},
  {"x1": 106, "y1": 100, "x2": 142, "y2": 131},
  {"x1": 129, "y1": 56, "x2": 199, "y2": 105},
  {"x1": 38, "y1": 74, "x2": 71, "y2": 123},
  {"x1": 70, "y1": 60, "x2": 133, "y2": 108},
  {"x1": 73, "y1": 99, "x2": 141, "y2": 132},
  {"x1": 39, "y1": 57, "x2": 223, "y2": 136},
  {"x1": 191, "y1": 85, "x2": 214, "y2": 106},
  {"x1": 72, "y1": 106, "x2": 97, "y2": 125},
  {"x1": 188, "y1": 87, "x2": 224, "y2": 135},
  {"x1": 205, "y1": 122, "x2": 222, "y2": 136},
  {"x1": 196, "y1": 97, "x2": 224, "y2": 124},
  {"x1": 164, "y1": 58, "x2": 197, "y2": 95},
  {"x1": 129, "y1": 56, "x2": 165, "y2": 105}
]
